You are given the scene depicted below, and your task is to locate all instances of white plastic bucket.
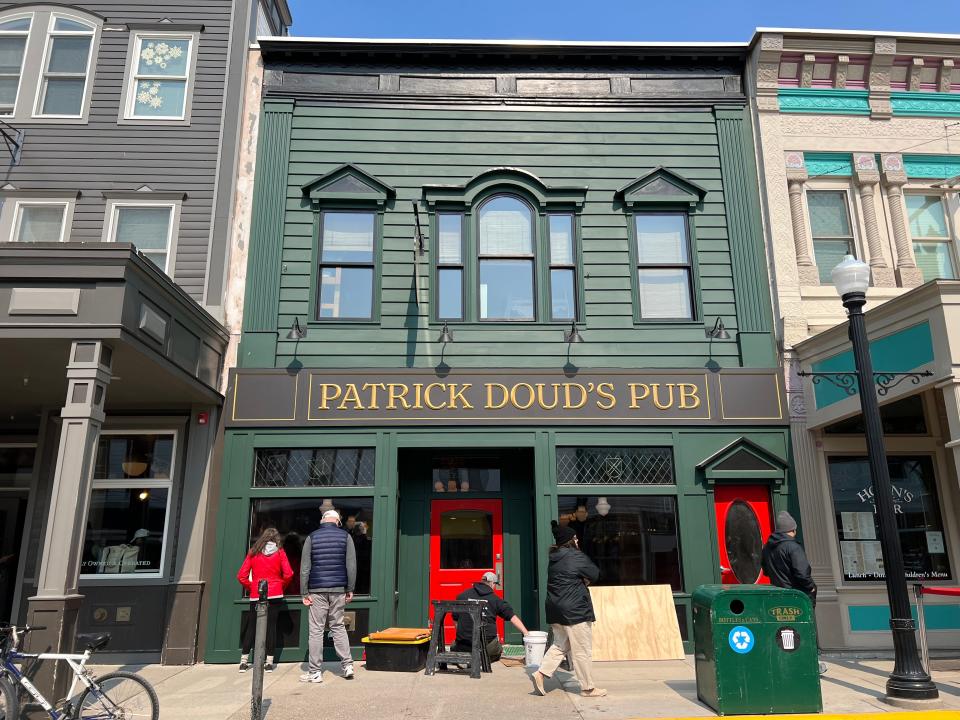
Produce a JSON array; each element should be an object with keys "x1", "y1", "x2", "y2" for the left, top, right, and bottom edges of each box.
[{"x1": 523, "y1": 631, "x2": 548, "y2": 668}]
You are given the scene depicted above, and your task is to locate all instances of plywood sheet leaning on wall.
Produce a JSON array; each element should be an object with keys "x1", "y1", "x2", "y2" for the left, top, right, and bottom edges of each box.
[{"x1": 588, "y1": 585, "x2": 684, "y2": 661}]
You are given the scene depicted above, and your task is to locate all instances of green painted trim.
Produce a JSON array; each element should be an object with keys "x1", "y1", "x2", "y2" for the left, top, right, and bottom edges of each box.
[
  {"x1": 811, "y1": 321, "x2": 934, "y2": 409},
  {"x1": 892, "y1": 91, "x2": 960, "y2": 118},
  {"x1": 422, "y1": 167, "x2": 587, "y2": 209},
  {"x1": 849, "y1": 603, "x2": 960, "y2": 632},
  {"x1": 803, "y1": 152, "x2": 853, "y2": 177},
  {"x1": 903, "y1": 154, "x2": 960, "y2": 179},
  {"x1": 778, "y1": 89, "x2": 870, "y2": 116},
  {"x1": 615, "y1": 166, "x2": 707, "y2": 208}
]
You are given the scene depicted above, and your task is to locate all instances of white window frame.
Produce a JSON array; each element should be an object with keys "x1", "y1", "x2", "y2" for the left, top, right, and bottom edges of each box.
[
  {"x1": 103, "y1": 199, "x2": 180, "y2": 276},
  {"x1": 31, "y1": 11, "x2": 97, "y2": 120},
  {"x1": 119, "y1": 31, "x2": 200, "y2": 124},
  {"x1": 0, "y1": 12, "x2": 34, "y2": 118},
  {"x1": 9, "y1": 200, "x2": 71, "y2": 243},
  {"x1": 803, "y1": 183, "x2": 862, "y2": 284},
  {"x1": 79, "y1": 430, "x2": 178, "y2": 581},
  {"x1": 903, "y1": 190, "x2": 958, "y2": 281}
]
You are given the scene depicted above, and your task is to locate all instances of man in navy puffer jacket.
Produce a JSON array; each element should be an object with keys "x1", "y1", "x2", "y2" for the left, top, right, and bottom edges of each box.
[{"x1": 300, "y1": 509, "x2": 357, "y2": 683}]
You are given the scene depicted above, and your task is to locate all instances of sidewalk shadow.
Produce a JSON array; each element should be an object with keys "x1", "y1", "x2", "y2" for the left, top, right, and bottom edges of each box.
[
  {"x1": 828, "y1": 659, "x2": 960, "y2": 698},
  {"x1": 664, "y1": 679, "x2": 713, "y2": 712},
  {"x1": 819, "y1": 672, "x2": 886, "y2": 702}
]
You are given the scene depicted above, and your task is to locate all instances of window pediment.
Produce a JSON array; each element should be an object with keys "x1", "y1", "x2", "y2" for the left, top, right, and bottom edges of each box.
[
  {"x1": 616, "y1": 167, "x2": 707, "y2": 208},
  {"x1": 423, "y1": 167, "x2": 587, "y2": 209},
  {"x1": 302, "y1": 164, "x2": 395, "y2": 208},
  {"x1": 696, "y1": 437, "x2": 787, "y2": 485}
]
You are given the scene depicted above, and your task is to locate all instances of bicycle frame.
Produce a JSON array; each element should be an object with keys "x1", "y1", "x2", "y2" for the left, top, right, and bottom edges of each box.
[{"x1": 4, "y1": 646, "x2": 98, "y2": 719}]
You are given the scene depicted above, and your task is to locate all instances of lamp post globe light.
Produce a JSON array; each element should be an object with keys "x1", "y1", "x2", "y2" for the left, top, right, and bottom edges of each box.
[{"x1": 831, "y1": 255, "x2": 938, "y2": 702}]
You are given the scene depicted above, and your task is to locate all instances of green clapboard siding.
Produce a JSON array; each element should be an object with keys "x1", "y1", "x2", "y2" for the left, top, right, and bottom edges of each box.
[{"x1": 244, "y1": 104, "x2": 772, "y2": 370}]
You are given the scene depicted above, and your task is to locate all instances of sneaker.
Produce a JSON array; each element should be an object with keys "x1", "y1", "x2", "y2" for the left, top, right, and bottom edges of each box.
[
  {"x1": 264, "y1": 663, "x2": 275, "y2": 673},
  {"x1": 531, "y1": 670, "x2": 546, "y2": 696},
  {"x1": 819, "y1": 661, "x2": 828, "y2": 675},
  {"x1": 299, "y1": 671, "x2": 323, "y2": 683},
  {"x1": 238, "y1": 661, "x2": 249, "y2": 673},
  {"x1": 581, "y1": 688, "x2": 607, "y2": 698},
  {"x1": 343, "y1": 665, "x2": 354, "y2": 680}
]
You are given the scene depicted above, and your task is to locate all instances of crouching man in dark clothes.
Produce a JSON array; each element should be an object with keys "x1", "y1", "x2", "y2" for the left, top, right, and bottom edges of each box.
[
  {"x1": 451, "y1": 571, "x2": 529, "y2": 662},
  {"x1": 761, "y1": 510, "x2": 827, "y2": 675}
]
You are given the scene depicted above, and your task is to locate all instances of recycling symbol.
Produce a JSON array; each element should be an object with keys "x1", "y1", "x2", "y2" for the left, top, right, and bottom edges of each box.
[{"x1": 728, "y1": 625, "x2": 754, "y2": 654}]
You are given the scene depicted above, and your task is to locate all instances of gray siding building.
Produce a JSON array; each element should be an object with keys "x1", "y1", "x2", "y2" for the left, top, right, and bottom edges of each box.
[{"x1": 0, "y1": 0, "x2": 290, "y2": 688}]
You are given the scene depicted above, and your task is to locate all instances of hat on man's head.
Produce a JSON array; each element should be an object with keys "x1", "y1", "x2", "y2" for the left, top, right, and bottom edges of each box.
[
  {"x1": 481, "y1": 571, "x2": 499, "y2": 586},
  {"x1": 776, "y1": 510, "x2": 798, "y2": 533},
  {"x1": 321, "y1": 509, "x2": 341, "y2": 524},
  {"x1": 551, "y1": 520, "x2": 577, "y2": 545},
  {"x1": 132, "y1": 528, "x2": 150, "y2": 541}
]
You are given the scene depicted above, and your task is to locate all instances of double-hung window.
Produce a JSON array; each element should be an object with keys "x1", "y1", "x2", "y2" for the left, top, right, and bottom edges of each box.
[
  {"x1": 634, "y1": 214, "x2": 694, "y2": 320},
  {"x1": 12, "y1": 200, "x2": 68, "y2": 242},
  {"x1": 0, "y1": 9, "x2": 100, "y2": 122},
  {"x1": 105, "y1": 200, "x2": 180, "y2": 275},
  {"x1": 906, "y1": 194, "x2": 956, "y2": 281},
  {"x1": 122, "y1": 33, "x2": 197, "y2": 122},
  {"x1": 807, "y1": 190, "x2": 856, "y2": 283},
  {"x1": 318, "y1": 211, "x2": 376, "y2": 320},
  {"x1": 437, "y1": 213, "x2": 464, "y2": 320},
  {"x1": 549, "y1": 214, "x2": 577, "y2": 321},
  {"x1": 478, "y1": 196, "x2": 536, "y2": 321}
]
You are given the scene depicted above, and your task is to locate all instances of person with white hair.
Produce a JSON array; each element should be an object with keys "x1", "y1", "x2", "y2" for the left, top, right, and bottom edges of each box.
[{"x1": 299, "y1": 508, "x2": 356, "y2": 684}]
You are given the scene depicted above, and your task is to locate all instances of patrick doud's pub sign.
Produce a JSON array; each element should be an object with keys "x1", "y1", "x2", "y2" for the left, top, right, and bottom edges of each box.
[{"x1": 226, "y1": 369, "x2": 785, "y2": 427}]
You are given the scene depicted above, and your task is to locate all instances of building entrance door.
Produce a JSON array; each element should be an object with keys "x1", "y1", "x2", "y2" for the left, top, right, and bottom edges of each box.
[
  {"x1": 0, "y1": 496, "x2": 27, "y2": 621},
  {"x1": 714, "y1": 485, "x2": 772, "y2": 585},
  {"x1": 429, "y1": 499, "x2": 503, "y2": 644}
]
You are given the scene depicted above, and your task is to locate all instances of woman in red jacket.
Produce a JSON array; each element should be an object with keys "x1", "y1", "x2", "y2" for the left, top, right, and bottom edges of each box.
[{"x1": 237, "y1": 527, "x2": 293, "y2": 672}]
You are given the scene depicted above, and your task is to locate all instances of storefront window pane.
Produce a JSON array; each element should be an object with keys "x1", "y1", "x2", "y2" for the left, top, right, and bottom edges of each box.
[
  {"x1": 0, "y1": 445, "x2": 34, "y2": 488},
  {"x1": 824, "y1": 395, "x2": 927, "y2": 435},
  {"x1": 557, "y1": 496, "x2": 683, "y2": 590},
  {"x1": 254, "y1": 448, "x2": 375, "y2": 488},
  {"x1": 81, "y1": 487, "x2": 168, "y2": 575},
  {"x1": 249, "y1": 497, "x2": 374, "y2": 596},
  {"x1": 829, "y1": 455, "x2": 950, "y2": 582},
  {"x1": 556, "y1": 447, "x2": 675, "y2": 485},
  {"x1": 439, "y1": 510, "x2": 493, "y2": 569},
  {"x1": 94, "y1": 434, "x2": 174, "y2": 480},
  {"x1": 431, "y1": 466, "x2": 500, "y2": 493}
]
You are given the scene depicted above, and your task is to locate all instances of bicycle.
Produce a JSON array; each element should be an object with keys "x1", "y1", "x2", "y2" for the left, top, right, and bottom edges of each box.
[{"x1": 0, "y1": 624, "x2": 159, "y2": 719}]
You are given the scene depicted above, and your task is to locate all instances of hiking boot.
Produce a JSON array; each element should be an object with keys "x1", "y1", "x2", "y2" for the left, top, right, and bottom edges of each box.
[
  {"x1": 581, "y1": 688, "x2": 607, "y2": 698},
  {"x1": 299, "y1": 671, "x2": 323, "y2": 683},
  {"x1": 343, "y1": 665, "x2": 355, "y2": 680},
  {"x1": 531, "y1": 670, "x2": 546, "y2": 696},
  {"x1": 238, "y1": 661, "x2": 249, "y2": 673}
]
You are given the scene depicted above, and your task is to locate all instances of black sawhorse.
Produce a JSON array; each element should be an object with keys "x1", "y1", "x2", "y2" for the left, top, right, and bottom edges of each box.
[{"x1": 424, "y1": 599, "x2": 492, "y2": 679}]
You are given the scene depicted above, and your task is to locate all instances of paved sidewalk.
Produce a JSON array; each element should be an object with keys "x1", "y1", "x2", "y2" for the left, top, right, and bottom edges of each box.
[{"x1": 100, "y1": 657, "x2": 960, "y2": 720}]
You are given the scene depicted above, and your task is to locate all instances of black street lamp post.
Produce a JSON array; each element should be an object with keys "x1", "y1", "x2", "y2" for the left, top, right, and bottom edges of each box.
[{"x1": 831, "y1": 256, "x2": 938, "y2": 702}]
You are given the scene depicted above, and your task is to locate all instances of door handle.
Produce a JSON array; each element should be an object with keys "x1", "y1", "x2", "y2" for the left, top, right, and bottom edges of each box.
[
  {"x1": 720, "y1": 565, "x2": 731, "y2": 573},
  {"x1": 495, "y1": 560, "x2": 503, "y2": 582}
]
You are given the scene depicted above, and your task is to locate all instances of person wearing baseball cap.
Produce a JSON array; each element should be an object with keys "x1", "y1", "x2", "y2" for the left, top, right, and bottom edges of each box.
[
  {"x1": 299, "y1": 507, "x2": 357, "y2": 684},
  {"x1": 450, "y1": 571, "x2": 528, "y2": 663}
]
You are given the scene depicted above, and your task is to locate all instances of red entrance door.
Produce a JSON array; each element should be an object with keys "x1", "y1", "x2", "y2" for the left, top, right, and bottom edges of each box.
[
  {"x1": 429, "y1": 499, "x2": 503, "y2": 644},
  {"x1": 714, "y1": 485, "x2": 772, "y2": 585}
]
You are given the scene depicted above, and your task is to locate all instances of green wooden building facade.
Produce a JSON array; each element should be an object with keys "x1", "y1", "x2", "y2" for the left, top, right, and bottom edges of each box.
[{"x1": 204, "y1": 38, "x2": 791, "y2": 662}]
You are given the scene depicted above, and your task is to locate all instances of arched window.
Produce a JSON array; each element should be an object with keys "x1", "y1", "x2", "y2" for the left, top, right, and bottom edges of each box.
[
  {"x1": 0, "y1": 6, "x2": 101, "y2": 122},
  {"x1": 477, "y1": 195, "x2": 535, "y2": 321}
]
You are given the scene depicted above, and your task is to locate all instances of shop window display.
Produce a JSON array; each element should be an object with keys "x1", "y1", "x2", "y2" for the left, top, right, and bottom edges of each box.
[
  {"x1": 248, "y1": 497, "x2": 374, "y2": 596},
  {"x1": 829, "y1": 455, "x2": 950, "y2": 582},
  {"x1": 556, "y1": 495, "x2": 682, "y2": 590}
]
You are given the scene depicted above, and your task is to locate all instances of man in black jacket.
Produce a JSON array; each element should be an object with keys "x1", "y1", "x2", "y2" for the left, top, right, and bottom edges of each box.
[
  {"x1": 532, "y1": 521, "x2": 606, "y2": 698},
  {"x1": 761, "y1": 510, "x2": 826, "y2": 674},
  {"x1": 451, "y1": 572, "x2": 528, "y2": 662}
]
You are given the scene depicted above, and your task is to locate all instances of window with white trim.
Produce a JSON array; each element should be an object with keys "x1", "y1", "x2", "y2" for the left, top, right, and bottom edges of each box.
[
  {"x1": 0, "y1": 8, "x2": 100, "y2": 122},
  {"x1": 80, "y1": 432, "x2": 176, "y2": 578},
  {"x1": 124, "y1": 33, "x2": 195, "y2": 121},
  {"x1": 905, "y1": 194, "x2": 957, "y2": 282},
  {"x1": 12, "y1": 200, "x2": 68, "y2": 242},
  {"x1": 105, "y1": 201, "x2": 177, "y2": 275},
  {"x1": 806, "y1": 190, "x2": 857, "y2": 284},
  {"x1": 634, "y1": 213, "x2": 694, "y2": 320}
]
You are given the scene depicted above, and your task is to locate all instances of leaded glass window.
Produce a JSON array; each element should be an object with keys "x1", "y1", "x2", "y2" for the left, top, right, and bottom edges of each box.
[
  {"x1": 556, "y1": 447, "x2": 675, "y2": 485},
  {"x1": 254, "y1": 448, "x2": 375, "y2": 488}
]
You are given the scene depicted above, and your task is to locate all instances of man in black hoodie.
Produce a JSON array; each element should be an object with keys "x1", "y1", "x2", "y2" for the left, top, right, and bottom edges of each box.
[
  {"x1": 761, "y1": 510, "x2": 826, "y2": 674},
  {"x1": 451, "y1": 571, "x2": 528, "y2": 662}
]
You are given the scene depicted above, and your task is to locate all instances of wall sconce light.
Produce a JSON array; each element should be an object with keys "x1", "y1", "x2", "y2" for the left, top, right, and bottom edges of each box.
[
  {"x1": 438, "y1": 322, "x2": 454, "y2": 344},
  {"x1": 286, "y1": 317, "x2": 307, "y2": 340},
  {"x1": 705, "y1": 318, "x2": 730, "y2": 340},
  {"x1": 563, "y1": 321, "x2": 584, "y2": 344}
]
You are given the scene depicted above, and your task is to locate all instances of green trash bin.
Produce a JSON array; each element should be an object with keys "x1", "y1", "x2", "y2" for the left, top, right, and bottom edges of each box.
[{"x1": 692, "y1": 584, "x2": 823, "y2": 716}]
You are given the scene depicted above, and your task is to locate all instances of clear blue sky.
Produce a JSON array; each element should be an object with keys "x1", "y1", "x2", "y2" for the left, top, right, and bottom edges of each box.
[{"x1": 288, "y1": 0, "x2": 960, "y2": 41}]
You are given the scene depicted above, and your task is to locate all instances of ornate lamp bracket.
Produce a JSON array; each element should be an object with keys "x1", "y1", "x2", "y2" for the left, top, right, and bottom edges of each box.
[{"x1": 797, "y1": 370, "x2": 933, "y2": 397}]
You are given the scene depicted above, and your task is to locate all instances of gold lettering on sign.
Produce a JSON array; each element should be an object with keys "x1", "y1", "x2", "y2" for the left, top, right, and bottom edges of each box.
[
  {"x1": 319, "y1": 384, "x2": 342, "y2": 410},
  {"x1": 339, "y1": 383, "x2": 363, "y2": 410},
  {"x1": 449, "y1": 383, "x2": 474, "y2": 409},
  {"x1": 424, "y1": 383, "x2": 446, "y2": 410},
  {"x1": 628, "y1": 383, "x2": 650, "y2": 408},
  {"x1": 536, "y1": 383, "x2": 561, "y2": 410},
  {"x1": 387, "y1": 384, "x2": 410, "y2": 410},
  {"x1": 678, "y1": 383, "x2": 701, "y2": 410},
  {"x1": 410, "y1": 383, "x2": 424, "y2": 410},
  {"x1": 651, "y1": 383, "x2": 675, "y2": 410},
  {"x1": 486, "y1": 383, "x2": 509, "y2": 409},
  {"x1": 564, "y1": 383, "x2": 588, "y2": 409},
  {"x1": 362, "y1": 382, "x2": 386, "y2": 410},
  {"x1": 596, "y1": 382, "x2": 616, "y2": 410}
]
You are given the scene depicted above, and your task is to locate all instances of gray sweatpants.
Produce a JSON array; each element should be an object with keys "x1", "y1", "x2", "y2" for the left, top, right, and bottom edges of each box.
[{"x1": 307, "y1": 592, "x2": 352, "y2": 672}]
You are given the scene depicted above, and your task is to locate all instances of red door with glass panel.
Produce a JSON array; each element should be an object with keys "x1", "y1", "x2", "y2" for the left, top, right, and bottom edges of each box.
[
  {"x1": 429, "y1": 499, "x2": 504, "y2": 644},
  {"x1": 714, "y1": 485, "x2": 772, "y2": 584}
]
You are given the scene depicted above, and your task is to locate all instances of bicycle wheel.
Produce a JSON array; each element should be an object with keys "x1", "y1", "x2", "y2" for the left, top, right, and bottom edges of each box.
[
  {"x1": 0, "y1": 676, "x2": 18, "y2": 720},
  {"x1": 77, "y1": 671, "x2": 158, "y2": 720}
]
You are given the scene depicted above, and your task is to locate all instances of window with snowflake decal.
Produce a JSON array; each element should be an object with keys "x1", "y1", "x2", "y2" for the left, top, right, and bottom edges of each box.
[{"x1": 126, "y1": 34, "x2": 194, "y2": 120}]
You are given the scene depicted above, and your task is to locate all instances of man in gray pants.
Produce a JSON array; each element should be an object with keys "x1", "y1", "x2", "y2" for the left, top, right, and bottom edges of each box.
[{"x1": 299, "y1": 509, "x2": 356, "y2": 683}]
